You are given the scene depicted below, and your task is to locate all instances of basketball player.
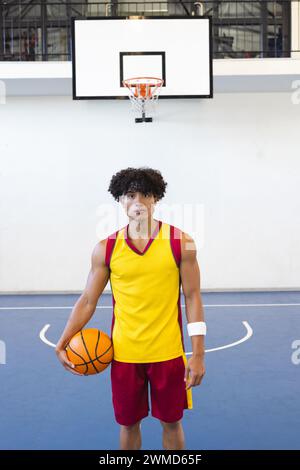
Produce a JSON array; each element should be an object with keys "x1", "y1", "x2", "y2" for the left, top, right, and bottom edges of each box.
[{"x1": 56, "y1": 167, "x2": 206, "y2": 450}]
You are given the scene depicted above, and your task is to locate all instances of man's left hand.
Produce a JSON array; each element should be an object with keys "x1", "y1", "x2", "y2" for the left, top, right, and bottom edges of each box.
[{"x1": 184, "y1": 355, "x2": 205, "y2": 389}]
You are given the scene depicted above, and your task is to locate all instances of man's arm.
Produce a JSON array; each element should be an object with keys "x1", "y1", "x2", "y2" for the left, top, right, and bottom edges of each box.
[
  {"x1": 55, "y1": 239, "x2": 110, "y2": 375},
  {"x1": 180, "y1": 231, "x2": 205, "y2": 388}
]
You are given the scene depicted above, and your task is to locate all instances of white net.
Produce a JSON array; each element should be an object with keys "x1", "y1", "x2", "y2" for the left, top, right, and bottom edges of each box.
[{"x1": 123, "y1": 77, "x2": 164, "y2": 119}]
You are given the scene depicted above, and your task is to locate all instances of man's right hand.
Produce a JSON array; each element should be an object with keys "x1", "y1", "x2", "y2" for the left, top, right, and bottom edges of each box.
[{"x1": 55, "y1": 347, "x2": 84, "y2": 376}]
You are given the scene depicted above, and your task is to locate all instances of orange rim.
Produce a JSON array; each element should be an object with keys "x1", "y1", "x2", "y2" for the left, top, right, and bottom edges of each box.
[{"x1": 123, "y1": 77, "x2": 163, "y2": 99}]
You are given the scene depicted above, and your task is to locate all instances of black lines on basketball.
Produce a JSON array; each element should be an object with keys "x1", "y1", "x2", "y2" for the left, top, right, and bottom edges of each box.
[
  {"x1": 95, "y1": 329, "x2": 100, "y2": 362},
  {"x1": 95, "y1": 343, "x2": 114, "y2": 365},
  {"x1": 80, "y1": 330, "x2": 99, "y2": 374},
  {"x1": 66, "y1": 343, "x2": 88, "y2": 375}
]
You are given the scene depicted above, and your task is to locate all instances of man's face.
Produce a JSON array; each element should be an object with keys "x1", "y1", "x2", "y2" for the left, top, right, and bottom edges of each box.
[{"x1": 121, "y1": 191, "x2": 156, "y2": 220}]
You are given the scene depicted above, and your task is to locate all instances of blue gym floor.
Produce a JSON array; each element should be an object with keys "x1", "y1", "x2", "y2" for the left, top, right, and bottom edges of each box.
[{"x1": 0, "y1": 291, "x2": 299, "y2": 450}]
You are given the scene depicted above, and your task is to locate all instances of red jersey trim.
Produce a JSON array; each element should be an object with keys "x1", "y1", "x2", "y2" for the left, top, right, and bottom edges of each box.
[
  {"x1": 105, "y1": 230, "x2": 119, "y2": 269},
  {"x1": 125, "y1": 219, "x2": 162, "y2": 256},
  {"x1": 170, "y1": 225, "x2": 182, "y2": 268}
]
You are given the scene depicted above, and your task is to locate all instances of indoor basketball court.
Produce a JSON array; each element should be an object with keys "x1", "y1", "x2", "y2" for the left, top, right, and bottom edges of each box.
[{"x1": 0, "y1": 0, "x2": 300, "y2": 455}]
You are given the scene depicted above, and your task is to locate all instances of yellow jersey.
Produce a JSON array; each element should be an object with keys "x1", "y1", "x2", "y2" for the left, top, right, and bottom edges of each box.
[{"x1": 105, "y1": 219, "x2": 192, "y2": 407}]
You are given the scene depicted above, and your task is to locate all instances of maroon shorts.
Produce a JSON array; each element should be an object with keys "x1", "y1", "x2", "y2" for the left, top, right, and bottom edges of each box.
[{"x1": 110, "y1": 355, "x2": 189, "y2": 426}]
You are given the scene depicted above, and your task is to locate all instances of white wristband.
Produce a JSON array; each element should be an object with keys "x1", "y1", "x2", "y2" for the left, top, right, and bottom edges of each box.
[{"x1": 187, "y1": 321, "x2": 207, "y2": 336}]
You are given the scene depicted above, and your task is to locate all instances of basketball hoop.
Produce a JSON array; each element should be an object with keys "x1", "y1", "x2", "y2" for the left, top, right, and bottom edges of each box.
[{"x1": 123, "y1": 77, "x2": 164, "y2": 123}]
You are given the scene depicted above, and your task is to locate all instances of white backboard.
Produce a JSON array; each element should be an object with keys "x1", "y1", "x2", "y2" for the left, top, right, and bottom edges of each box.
[{"x1": 72, "y1": 16, "x2": 213, "y2": 99}]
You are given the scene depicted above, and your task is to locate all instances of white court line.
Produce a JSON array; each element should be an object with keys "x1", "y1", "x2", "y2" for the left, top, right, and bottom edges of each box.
[
  {"x1": 39, "y1": 321, "x2": 253, "y2": 354},
  {"x1": 39, "y1": 324, "x2": 56, "y2": 348},
  {"x1": 2, "y1": 303, "x2": 300, "y2": 310}
]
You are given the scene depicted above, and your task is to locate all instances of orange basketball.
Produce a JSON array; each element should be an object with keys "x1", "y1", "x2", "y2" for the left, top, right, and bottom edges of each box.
[{"x1": 66, "y1": 328, "x2": 113, "y2": 375}]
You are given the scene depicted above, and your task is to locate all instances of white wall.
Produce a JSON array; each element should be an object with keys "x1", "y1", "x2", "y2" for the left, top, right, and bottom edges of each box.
[{"x1": 0, "y1": 93, "x2": 299, "y2": 292}]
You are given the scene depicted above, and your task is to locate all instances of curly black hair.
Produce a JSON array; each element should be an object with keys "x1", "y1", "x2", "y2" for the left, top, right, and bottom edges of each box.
[{"x1": 108, "y1": 167, "x2": 167, "y2": 202}]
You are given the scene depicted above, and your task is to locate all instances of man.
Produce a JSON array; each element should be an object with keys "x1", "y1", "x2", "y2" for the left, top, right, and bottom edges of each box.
[{"x1": 56, "y1": 167, "x2": 206, "y2": 450}]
